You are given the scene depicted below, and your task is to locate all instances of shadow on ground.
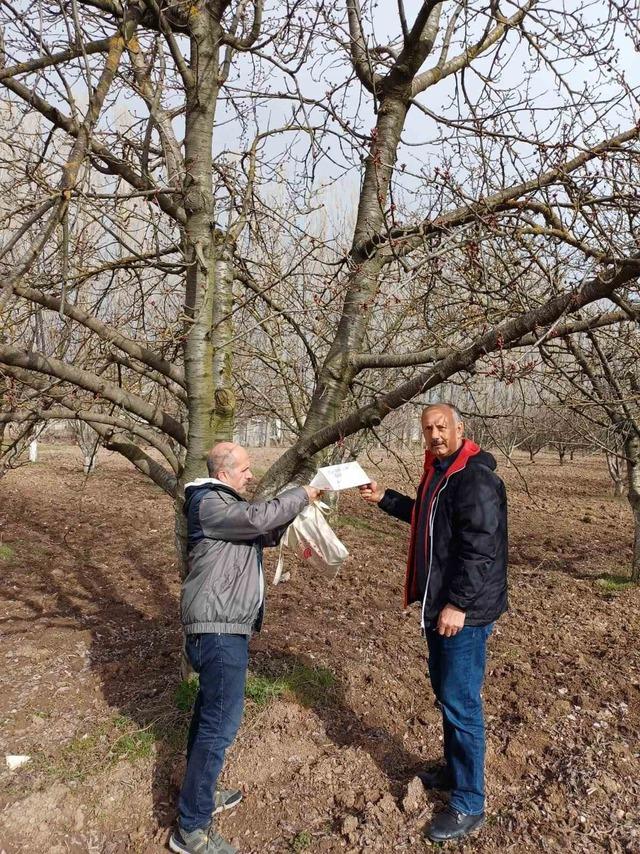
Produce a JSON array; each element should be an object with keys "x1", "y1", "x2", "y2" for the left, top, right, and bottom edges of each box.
[{"x1": 0, "y1": 458, "x2": 427, "y2": 837}]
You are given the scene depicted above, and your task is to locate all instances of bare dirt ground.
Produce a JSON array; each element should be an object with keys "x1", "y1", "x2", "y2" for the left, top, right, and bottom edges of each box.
[{"x1": 0, "y1": 445, "x2": 638, "y2": 854}]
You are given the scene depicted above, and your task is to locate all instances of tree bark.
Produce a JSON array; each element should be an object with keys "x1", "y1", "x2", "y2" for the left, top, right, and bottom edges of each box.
[
  {"x1": 257, "y1": 96, "x2": 409, "y2": 497},
  {"x1": 180, "y1": 11, "x2": 223, "y2": 489},
  {"x1": 0, "y1": 380, "x2": 5, "y2": 451},
  {"x1": 176, "y1": 2, "x2": 235, "y2": 567},
  {"x1": 625, "y1": 433, "x2": 640, "y2": 582},
  {"x1": 300, "y1": 97, "x2": 409, "y2": 437}
]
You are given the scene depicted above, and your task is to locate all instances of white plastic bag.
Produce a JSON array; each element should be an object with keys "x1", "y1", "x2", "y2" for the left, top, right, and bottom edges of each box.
[{"x1": 273, "y1": 501, "x2": 349, "y2": 584}]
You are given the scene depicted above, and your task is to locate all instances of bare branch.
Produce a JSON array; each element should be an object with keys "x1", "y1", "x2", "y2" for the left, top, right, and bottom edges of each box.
[
  {"x1": 346, "y1": 0, "x2": 381, "y2": 93},
  {"x1": 7, "y1": 280, "x2": 185, "y2": 387},
  {"x1": 0, "y1": 403, "x2": 180, "y2": 473},
  {"x1": 222, "y1": 0, "x2": 264, "y2": 50},
  {"x1": 412, "y1": 1, "x2": 535, "y2": 96},
  {"x1": 274, "y1": 255, "x2": 640, "y2": 468},
  {"x1": 0, "y1": 345, "x2": 187, "y2": 446},
  {"x1": 0, "y1": 37, "x2": 111, "y2": 81},
  {"x1": 363, "y1": 124, "x2": 640, "y2": 261}
]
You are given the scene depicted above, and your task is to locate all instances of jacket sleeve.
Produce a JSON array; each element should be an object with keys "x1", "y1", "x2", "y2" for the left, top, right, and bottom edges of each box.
[
  {"x1": 378, "y1": 488, "x2": 415, "y2": 524},
  {"x1": 447, "y1": 467, "x2": 503, "y2": 610},
  {"x1": 261, "y1": 521, "x2": 290, "y2": 548},
  {"x1": 200, "y1": 487, "x2": 309, "y2": 541}
]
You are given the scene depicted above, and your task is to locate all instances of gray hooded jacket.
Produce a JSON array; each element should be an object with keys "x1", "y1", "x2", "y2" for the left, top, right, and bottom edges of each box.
[{"x1": 181, "y1": 479, "x2": 309, "y2": 635}]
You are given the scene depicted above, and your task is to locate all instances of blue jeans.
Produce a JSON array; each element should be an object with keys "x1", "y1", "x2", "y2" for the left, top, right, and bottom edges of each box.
[
  {"x1": 426, "y1": 623, "x2": 493, "y2": 815},
  {"x1": 178, "y1": 633, "x2": 249, "y2": 832}
]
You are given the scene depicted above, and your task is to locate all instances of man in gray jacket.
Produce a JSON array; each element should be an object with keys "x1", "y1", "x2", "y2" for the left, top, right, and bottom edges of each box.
[{"x1": 170, "y1": 442, "x2": 321, "y2": 854}]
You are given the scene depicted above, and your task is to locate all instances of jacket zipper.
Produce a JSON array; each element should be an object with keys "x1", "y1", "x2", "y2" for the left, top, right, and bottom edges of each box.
[
  {"x1": 257, "y1": 545, "x2": 264, "y2": 607},
  {"x1": 421, "y1": 480, "x2": 448, "y2": 631},
  {"x1": 420, "y1": 465, "x2": 466, "y2": 631}
]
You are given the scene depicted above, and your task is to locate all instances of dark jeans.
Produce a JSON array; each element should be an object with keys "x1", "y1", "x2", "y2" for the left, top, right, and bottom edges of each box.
[
  {"x1": 178, "y1": 632, "x2": 249, "y2": 832},
  {"x1": 426, "y1": 623, "x2": 494, "y2": 815}
]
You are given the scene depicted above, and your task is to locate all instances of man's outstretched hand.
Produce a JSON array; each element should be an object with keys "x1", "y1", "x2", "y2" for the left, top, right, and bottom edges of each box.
[
  {"x1": 359, "y1": 481, "x2": 385, "y2": 504},
  {"x1": 437, "y1": 604, "x2": 466, "y2": 637},
  {"x1": 303, "y1": 486, "x2": 323, "y2": 502}
]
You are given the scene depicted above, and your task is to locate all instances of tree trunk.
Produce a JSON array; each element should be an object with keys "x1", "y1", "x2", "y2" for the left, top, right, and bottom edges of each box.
[
  {"x1": 632, "y1": 505, "x2": 640, "y2": 583},
  {"x1": 625, "y1": 433, "x2": 640, "y2": 582},
  {"x1": 607, "y1": 451, "x2": 626, "y2": 498},
  {"x1": 258, "y1": 96, "x2": 410, "y2": 495},
  {"x1": 177, "y1": 6, "x2": 235, "y2": 568},
  {"x1": 0, "y1": 379, "x2": 5, "y2": 451},
  {"x1": 175, "y1": 500, "x2": 189, "y2": 578}
]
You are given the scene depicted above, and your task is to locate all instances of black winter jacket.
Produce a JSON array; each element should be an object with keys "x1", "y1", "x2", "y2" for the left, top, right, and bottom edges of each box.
[{"x1": 379, "y1": 439, "x2": 508, "y2": 628}]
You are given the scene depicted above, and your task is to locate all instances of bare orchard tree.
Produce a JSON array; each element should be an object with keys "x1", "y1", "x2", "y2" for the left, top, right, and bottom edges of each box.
[
  {"x1": 606, "y1": 447, "x2": 627, "y2": 497},
  {"x1": 72, "y1": 419, "x2": 101, "y2": 474},
  {"x1": 252, "y1": 2, "x2": 640, "y2": 492},
  {"x1": 541, "y1": 319, "x2": 640, "y2": 581},
  {"x1": 0, "y1": 0, "x2": 639, "y2": 562},
  {"x1": 0, "y1": 376, "x2": 5, "y2": 452}
]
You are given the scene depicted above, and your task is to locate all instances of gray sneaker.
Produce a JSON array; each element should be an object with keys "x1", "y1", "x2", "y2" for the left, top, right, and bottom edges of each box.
[
  {"x1": 213, "y1": 788, "x2": 243, "y2": 815},
  {"x1": 169, "y1": 823, "x2": 237, "y2": 854}
]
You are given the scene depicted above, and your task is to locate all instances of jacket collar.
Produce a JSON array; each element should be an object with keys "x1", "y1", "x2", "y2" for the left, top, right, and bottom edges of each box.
[
  {"x1": 183, "y1": 477, "x2": 244, "y2": 500},
  {"x1": 183, "y1": 477, "x2": 225, "y2": 489},
  {"x1": 422, "y1": 438, "x2": 481, "y2": 479}
]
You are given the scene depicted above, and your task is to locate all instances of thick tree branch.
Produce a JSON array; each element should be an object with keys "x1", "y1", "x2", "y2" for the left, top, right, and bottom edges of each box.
[
  {"x1": 346, "y1": 0, "x2": 381, "y2": 93},
  {"x1": 362, "y1": 124, "x2": 640, "y2": 261},
  {"x1": 102, "y1": 354, "x2": 188, "y2": 405},
  {"x1": 102, "y1": 437, "x2": 177, "y2": 495},
  {"x1": 353, "y1": 310, "x2": 636, "y2": 369},
  {"x1": 412, "y1": 1, "x2": 535, "y2": 96},
  {"x1": 265, "y1": 256, "x2": 640, "y2": 481},
  {"x1": 7, "y1": 280, "x2": 185, "y2": 387},
  {"x1": 222, "y1": 0, "x2": 263, "y2": 50},
  {"x1": 0, "y1": 345, "x2": 187, "y2": 446},
  {"x1": 0, "y1": 73, "x2": 186, "y2": 225},
  {"x1": 0, "y1": 37, "x2": 111, "y2": 80},
  {"x1": 0, "y1": 403, "x2": 180, "y2": 473},
  {"x1": 387, "y1": 0, "x2": 442, "y2": 85}
]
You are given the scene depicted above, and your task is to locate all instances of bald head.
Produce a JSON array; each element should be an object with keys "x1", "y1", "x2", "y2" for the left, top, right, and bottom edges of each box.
[
  {"x1": 207, "y1": 442, "x2": 239, "y2": 478},
  {"x1": 207, "y1": 442, "x2": 254, "y2": 493},
  {"x1": 422, "y1": 402, "x2": 463, "y2": 424}
]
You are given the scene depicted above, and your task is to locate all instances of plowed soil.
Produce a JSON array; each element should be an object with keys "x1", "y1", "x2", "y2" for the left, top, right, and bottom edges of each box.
[{"x1": 0, "y1": 445, "x2": 638, "y2": 853}]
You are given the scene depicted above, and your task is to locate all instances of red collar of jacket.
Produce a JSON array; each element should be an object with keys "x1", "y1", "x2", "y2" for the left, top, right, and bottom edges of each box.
[
  {"x1": 403, "y1": 438, "x2": 482, "y2": 607},
  {"x1": 421, "y1": 437, "x2": 481, "y2": 478}
]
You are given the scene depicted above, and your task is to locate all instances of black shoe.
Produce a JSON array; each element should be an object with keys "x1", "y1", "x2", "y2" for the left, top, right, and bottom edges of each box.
[
  {"x1": 417, "y1": 765, "x2": 454, "y2": 791},
  {"x1": 425, "y1": 806, "x2": 485, "y2": 842}
]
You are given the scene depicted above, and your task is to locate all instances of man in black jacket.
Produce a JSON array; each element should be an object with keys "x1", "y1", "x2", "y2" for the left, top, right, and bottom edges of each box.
[{"x1": 359, "y1": 403, "x2": 507, "y2": 843}]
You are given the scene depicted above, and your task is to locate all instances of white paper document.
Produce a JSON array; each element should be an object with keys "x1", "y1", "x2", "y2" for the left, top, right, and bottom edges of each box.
[{"x1": 309, "y1": 461, "x2": 371, "y2": 491}]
